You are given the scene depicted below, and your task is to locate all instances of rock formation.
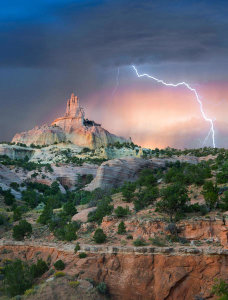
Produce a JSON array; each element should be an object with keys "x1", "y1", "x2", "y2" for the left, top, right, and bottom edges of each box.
[
  {"x1": 85, "y1": 157, "x2": 152, "y2": 191},
  {"x1": 12, "y1": 93, "x2": 129, "y2": 148},
  {"x1": 85, "y1": 156, "x2": 199, "y2": 191}
]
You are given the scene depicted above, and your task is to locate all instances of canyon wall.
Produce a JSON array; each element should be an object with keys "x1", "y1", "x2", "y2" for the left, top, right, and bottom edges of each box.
[{"x1": 0, "y1": 243, "x2": 227, "y2": 300}]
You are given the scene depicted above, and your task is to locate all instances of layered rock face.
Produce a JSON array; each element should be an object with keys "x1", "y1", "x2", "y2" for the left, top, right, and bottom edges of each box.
[
  {"x1": 85, "y1": 156, "x2": 199, "y2": 191},
  {"x1": 12, "y1": 124, "x2": 66, "y2": 146},
  {"x1": 0, "y1": 243, "x2": 227, "y2": 300},
  {"x1": 85, "y1": 157, "x2": 151, "y2": 191},
  {"x1": 12, "y1": 93, "x2": 129, "y2": 148}
]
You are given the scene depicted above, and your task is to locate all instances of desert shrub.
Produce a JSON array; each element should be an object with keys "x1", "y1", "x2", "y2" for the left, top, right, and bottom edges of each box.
[
  {"x1": 202, "y1": 181, "x2": 219, "y2": 209},
  {"x1": 187, "y1": 203, "x2": 209, "y2": 216},
  {"x1": 88, "y1": 197, "x2": 113, "y2": 224},
  {"x1": 74, "y1": 242, "x2": 80, "y2": 252},
  {"x1": 13, "y1": 220, "x2": 32, "y2": 240},
  {"x1": 121, "y1": 182, "x2": 136, "y2": 202},
  {"x1": 10, "y1": 182, "x2": 20, "y2": 191},
  {"x1": 54, "y1": 260, "x2": 65, "y2": 270},
  {"x1": 22, "y1": 189, "x2": 41, "y2": 208},
  {"x1": 38, "y1": 205, "x2": 53, "y2": 225},
  {"x1": 2, "y1": 190, "x2": 15, "y2": 206},
  {"x1": 79, "y1": 252, "x2": 87, "y2": 258},
  {"x1": 216, "y1": 161, "x2": 228, "y2": 184},
  {"x1": 93, "y1": 228, "x2": 107, "y2": 244},
  {"x1": 156, "y1": 183, "x2": 189, "y2": 221},
  {"x1": 138, "y1": 169, "x2": 157, "y2": 187},
  {"x1": 0, "y1": 213, "x2": 8, "y2": 226},
  {"x1": 164, "y1": 161, "x2": 212, "y2": 186},
  {"x1": 24, "y1": 288, "x2": 35, "y2": 296},
  {"x1": 54, "y1": 271, "x2": 65, "y2": 277},
  {"x1": 134, "y1": 186, "x2": 159, "y2": 211},
  {"x1": 133, "y1": 238, "x2": 146, "y2": 247},
  {"x1": 69, "y1": 281, "x2": 80, "y2": 288},
  {"x1": 13, "y1": 207, "x2": 22, "y2": 221},
  {"x1": 219, "y1": 191, "x2": 228, "y2": 211},
  {"x1": 63, "y1": 201, "x2": 77, "y2": 217},
  {"x1": 54, "y1": 222, "x2": 78, "y2": 241},
  {"x1": 212, "y1": 278, "x2": 228, "y2": 299},
  {"x1": 114, "y1": 206, "x2": 129, "y2": 218},
  {"x1": 30, "y1": 259, "x2": 49, "y2": 278},
  {"x1": 97, "y1": 282, "x2": 108, "y2": 295},
  {"x1": 149, "y1": 236, "x2": 167, "y2": 247},
  {"x1": 126, "y1": 234, "x2": 133, "y2": 240},
  {"x1": 50, "y1": 181, "x2": 60, "y2": 194},
  {"x1": 118, "y1": 221, "x2": 126, "y2": 234}
]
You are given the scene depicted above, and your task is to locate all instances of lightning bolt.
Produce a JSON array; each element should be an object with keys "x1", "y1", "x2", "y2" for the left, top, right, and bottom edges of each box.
[
  {"x1": 111, "y1": 67, "x2": 120, "y2": 97},
  {"x1": 132, "y1": 65, "x2": 216, "y2": 148}
]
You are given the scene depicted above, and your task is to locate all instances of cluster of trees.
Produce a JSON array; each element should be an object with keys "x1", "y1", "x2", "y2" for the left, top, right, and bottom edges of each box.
[
  {"x1": 2, "y1": 258, "x2": 49, "y2": 297},
  {"x1": 13, "y1": 219, "x2": 32, "y2": 240},
  {"x1": 0, "y1": 154, "x2": 53, "y2": 172},
  {"x1": 107, "y1": 141, "x2": 139, "y2": 149},
  {"x1": 88, "y1": 196, "x2": 113, "y2": 224},
  {"x1": 117, "y1": 155, "x2": 228, "y2": 221},
  {"x1": 121, "y1": 169, "x2": 160, "y2": 211},
  {"x1": 164, "y1": 161, "x2": 212, "y2": 186}
]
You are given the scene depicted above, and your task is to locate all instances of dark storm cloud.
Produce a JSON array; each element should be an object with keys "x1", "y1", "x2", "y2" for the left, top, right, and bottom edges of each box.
[
  {"x1": 0, "y1": 0, "x2": 228, "y2": 145},
  {"x1": 0, "y1": 0, "x2": 228, "y2": 69}
]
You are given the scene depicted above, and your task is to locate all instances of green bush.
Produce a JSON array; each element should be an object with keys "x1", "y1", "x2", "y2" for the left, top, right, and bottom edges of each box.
[
  {"x1": 133, "y1": 238, "x2": 146, "y2": 247},
  {"x1": 121, "y1": 182, "x2": 136, "y2": 202},
  {"x1": 3, "y1": 190, "x2": 15, "y2": 206},
  {"x1": 54, "y1": 222, "x2": 78, "y2": 241},
  {"x1": 88, "y1": 198, "x2": 113, "y2": 224},
  {"x1": 118, "y1": 221, "x2": 126, "y2": 234},
  {"x1": 212, "y1": 278, "x2": 228, "y2": 299},
  {"x1": 10, "y1": 182, "x2": 20, "y2": 191},
  {"x1": 126, "y1": 234, "x2": 133, "y2": 240},
  {"x1": 219, "y1": 191, "x2": 228, "y2": 211},
  {"x1": 93, "y1": 228, "x2": 107, "y2": 244},
  {"x1": 156, "y1": 183, "x2": 189, "y2": 222},
  {"x1": 96, "y1": 282, "x2": 108, "y2": 295},
  {"x1": 134, "y1": 186, "x2": 159, "y2": 211},
  {"x1": 79, "y1": 252, "x2": 87, "y2": 259},
  {"x1": 63, "y1": 201, "x2": 77, "y2": 217},
  {"x1": 150, "y1": 236, "x2": 167, "y2": 247},
  {"x1": 30, "y1": 259, "x2": 49, "y2": 278},
  {"x1": 74, "y1": 242, "x2": 80, "y2": 253},
  {"x1": 0, "y1": 213, "x2": 8, "y2": 226},
  {"x1": 54, "y1": 271, "x2": 65, "y2": 277},
  {"x1": 202, "y1": 181, "x2": 219, "y2": 209},
  {"x1": 13, "y1": 220, "x2": 32, "y2": 241},
  {"x1": 13, "y1": 207, "x2": 22, "y2": 221},
  {"x1": 138, "y1": 169, "x2": 157, "y2": 187},
  {"x1": 54, "y1": 260, "x2": 65, "y2": 270},
  {"x1": 22, "y1": 189, "x2": 41, "y2": 208},
  {"x1": 114, "y1": 206, "x2": 129, "y2": 218}
]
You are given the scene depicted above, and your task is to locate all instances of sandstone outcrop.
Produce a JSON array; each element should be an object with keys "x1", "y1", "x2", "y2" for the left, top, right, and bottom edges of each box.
[
  {"x1": 85, "y1": 157, "x2": 152, "y2": 191},
  {"x1": 12, "y1": 93, "x2": 129, "y2": 149},
  {"x1": 84, "y1": 156, "x2": 199, "y2": 191},
  {"x1": 0, "y1": 144, "x2": 34, "y2": 160}
]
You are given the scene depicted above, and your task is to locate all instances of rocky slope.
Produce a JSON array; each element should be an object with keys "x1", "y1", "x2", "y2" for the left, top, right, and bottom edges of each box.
[{"x1": 12, "y1": 93, "x2": 129, "y2": 149}]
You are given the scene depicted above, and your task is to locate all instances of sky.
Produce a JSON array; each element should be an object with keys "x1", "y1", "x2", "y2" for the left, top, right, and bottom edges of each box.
[{"x1": 0, "y1": 0, "x2": 228, "y2": 149}]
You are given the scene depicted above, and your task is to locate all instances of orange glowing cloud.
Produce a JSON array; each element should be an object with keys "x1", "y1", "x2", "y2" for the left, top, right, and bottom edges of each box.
[{"x1": 84, "y1": 81, "x2": 228, "y2": 149}]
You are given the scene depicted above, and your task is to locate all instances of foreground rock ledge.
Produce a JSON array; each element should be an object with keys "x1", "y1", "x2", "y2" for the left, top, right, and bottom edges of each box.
[{"x1": 0, "y1": 241, "x2": 227, "y2": 300}]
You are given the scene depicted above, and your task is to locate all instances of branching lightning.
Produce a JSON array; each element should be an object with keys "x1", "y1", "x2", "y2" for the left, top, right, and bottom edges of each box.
[{"x1": 132, "y1": 65, "x2": 216, "y2": 148}]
